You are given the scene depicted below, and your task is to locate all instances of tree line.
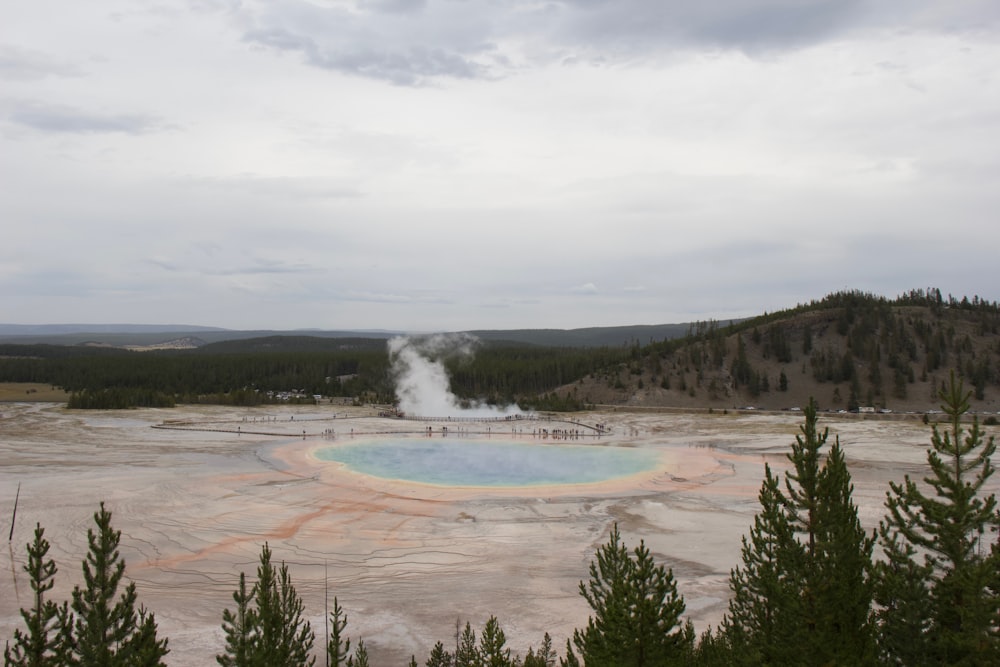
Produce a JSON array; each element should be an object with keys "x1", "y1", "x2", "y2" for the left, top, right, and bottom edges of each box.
[
  {"x1": 7, "y1": 375, "x2": 999, "y2": 665},
  {"x1": 0, "y1": 340, "x2": 628, "y2": 411}
]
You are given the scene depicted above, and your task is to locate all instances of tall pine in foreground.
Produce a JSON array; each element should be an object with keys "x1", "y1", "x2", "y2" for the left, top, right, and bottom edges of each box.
[
  {"x1": 255, "y1": 545, "x2": 314, "y2": 666},
  {"x1": 568, "y1": 524, "x2": 691, "y2": 666},
  {"x1": 327, "y1": 596, "x2": 351, "y2": 667},
  {"x1": 217, "y1": 542, "x2": 315, "y2": 667},
  {"x1": 719, "y1": 465, "x2": 803, "y2": 665},
  {"x1": 874, "y1": 374, "x2": 1000, "y2": 664},
  {"x1": 4, "y1": 523, "x2": 73, "y2": 666},
  {"x1": 70, "y1": 502, "x2": 169, "y2": 667},
  {"x1": 721, "y1": 399, "x2": 875, "y2": 665},
  {"x1": 217, "y1": 571, "x2": 254, "y2": 667},
  {"x1": 478, "y1": 616, "x2": 512, "y2": 667}
]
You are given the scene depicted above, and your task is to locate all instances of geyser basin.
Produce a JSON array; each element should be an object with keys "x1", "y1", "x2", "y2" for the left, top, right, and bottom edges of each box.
[{"x1": 315, "y1": 438, "x2": 660, "y2": 487}]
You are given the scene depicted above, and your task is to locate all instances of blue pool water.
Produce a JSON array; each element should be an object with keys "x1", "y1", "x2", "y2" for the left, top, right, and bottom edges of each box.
[{"x1": 315, "y1": 438, "x2": 659, "y2": 487}]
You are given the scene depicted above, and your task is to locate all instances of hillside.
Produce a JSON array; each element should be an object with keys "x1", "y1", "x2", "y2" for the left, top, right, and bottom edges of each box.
[{"x1": 552, "y1": 290, "x2": 1000, "y2": 414}]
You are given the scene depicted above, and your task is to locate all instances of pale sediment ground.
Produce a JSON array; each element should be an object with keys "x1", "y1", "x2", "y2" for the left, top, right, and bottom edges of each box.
[{"x1": 0, "y1": 403, "x2": 994, "y2": 665}]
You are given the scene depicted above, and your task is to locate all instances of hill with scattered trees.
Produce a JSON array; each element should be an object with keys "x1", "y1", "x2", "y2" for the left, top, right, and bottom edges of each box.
[{"x1": 551, "y1": 289, "x2": 1000, "y2": 414}]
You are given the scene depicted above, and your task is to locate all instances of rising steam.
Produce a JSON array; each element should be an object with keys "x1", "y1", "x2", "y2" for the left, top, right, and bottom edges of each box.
[{"x1": 387, "y1": 334, "x2": 522, "y2": 418}]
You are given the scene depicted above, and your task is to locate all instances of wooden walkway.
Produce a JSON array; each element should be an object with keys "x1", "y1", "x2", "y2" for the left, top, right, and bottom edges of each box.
[{"x1": 151, "y1": 414, "x2": 609, "y2": 438}]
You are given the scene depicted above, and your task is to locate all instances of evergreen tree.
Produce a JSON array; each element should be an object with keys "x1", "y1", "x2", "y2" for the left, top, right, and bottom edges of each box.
[
  {"x1": 425, "y1": 641, "x2": 453, "y2": 667},
  {"x1": 811, "y1": 441, "x2": 877, "y2": 663},
  {"x1": 346, "y1": 640, "x2": 368, "y2": 667},
  {"x1": 523, "y1": 648, "x2": 542, "y2": 666},
  {"x1": 872, "y1": 530, "x2": 933, "y2": 665},
  {"x1": 784, "y1": 399, "x2": 875, "y2": 664},
  {"x1": 217, "y1": 543, "x2": 316, "y2": 667},
  {"x1": 254, "y1": 543, "x2": 315, "y2": 666},
  {"x1": 558, "y1": 640, "x2": 580, "y2": 667},
  {"x1": 721, "y1": 400, "x2": 875, "y2": 665},
  {"x1": 571, "y1": 524, "x2": 689, "y2": 666},
  {"x1": 217, "y1": 572, "x2": 255, "y2": 667},
  {"x1": 130, "y1": 607, "x2": 170, "y2": 667},
  {"x1": 687, "y1": 627, "x2": 729, "y2": 667},
  {"x1": 477, "y1": 617, "x2": 511, "y2": 667},
  {"x1": 4, "y1": 523, "x2": 73, "y2": 667},
  {"x1": 719, "y1": 465, "x2": 803, "y2": 665},
  {"x1": 553, "y1": 639, "x2": 574, "y2": 665},
  {"x1": 70, "y1": 503, "x2": 168, "y2": 667},
  {"x1": 874, "y1": 374, "x2": 1000, "y2": 664},
  {"x1": 327, "y1": 596, "x2": 351, "y2": 667},
  {"x1": 522, "y1": 633, "x2": 556, "y2": 667},
  {"x1": 454, "y1": 622, "x2": 479, "y2": 667}
]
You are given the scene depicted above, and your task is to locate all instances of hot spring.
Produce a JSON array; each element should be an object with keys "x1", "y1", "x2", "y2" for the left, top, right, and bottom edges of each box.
[{"x1": 315, "y1": 438, "x2": 660, "y2": 487}]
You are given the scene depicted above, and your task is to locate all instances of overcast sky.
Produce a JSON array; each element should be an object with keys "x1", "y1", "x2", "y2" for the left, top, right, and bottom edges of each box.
[{"x1": 2, "y1": 1, "x2": 998, "y2": 332}]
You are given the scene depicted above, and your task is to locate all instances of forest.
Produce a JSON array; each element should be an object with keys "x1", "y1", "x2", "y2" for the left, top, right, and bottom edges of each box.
[
  {"x1": 1, "y1": 288, "x2": 999, "y2": 413},
  {"x1": 6, "y1": 376, "x2": 999, "y2": 666},
  {"x1": 0, "y1": 335, "x2": 626, "y2": 411}
]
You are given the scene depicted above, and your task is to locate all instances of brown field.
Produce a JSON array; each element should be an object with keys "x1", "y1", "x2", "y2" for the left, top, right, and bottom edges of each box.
[{"x1": 0, "y1": 382, "x2": 69, "y2": 402}]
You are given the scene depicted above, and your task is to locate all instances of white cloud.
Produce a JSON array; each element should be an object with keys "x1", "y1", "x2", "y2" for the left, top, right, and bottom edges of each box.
[
  {"x1": 0, "y1": 45, "x2": 82, "y2": 81},
  {"x1": 6, "y1": 100, "x2": 163, "y2": 134},
  {"x1": 0, "y1": 1, "x2": 998, "y2": 330}
]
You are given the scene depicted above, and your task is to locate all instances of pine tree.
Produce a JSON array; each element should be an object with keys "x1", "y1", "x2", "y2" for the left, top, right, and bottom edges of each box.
[
  {"x1": 872, "y1": 529, "x2": 933, "y2": 665},
  {"x1": 558, "y1": 639, "x2": 581, "y2": 667},
  {"x1": 346, "y1": 640, "x2": 368, "y2": 667},
  {"x1": 572, "y1": 524, "x2": 689, "y2": 666},
  {"x1": 327, "y1": 596, "x2": 351, "y2": 667},
  {"x1": 4, "y1": 523, "x2": 73, "y2": 667},
  {"x1": 217, "y1": 543, "x2": 316, "y2": 667},
  {"x1": 70, "y1": 503, "x2": 168, "y2": 667},
  {"x1": 536, "y1": 633, "x2": 556, "y2": 666},
  {"x1": 785, "y1": 399, "x2": 875, "y2": 663},
  {"x1": 130, "y1": 607, "x2": 171, "y2": 667},
  {"x1": 255, "y1": 543, "x2": 315, "y2": 666},
  {"x1": 721, "y1": 400, "x2": 875, "y2": 665},
  {"x1": 425, "y1": 641, "x2": 453, "y2": 667},
  {"x1": 477, "y1": 617, "x2": 511, "y2": 667},
  {"x1": 688, "y1": 626, "x2": 730, "y2": 666},
  {"x1": 217, "y1": 572, "x2": 255, "y2": 667},
  {"x1": 522, "y1": 633, "x2": 556, "y2": 667},
  {"x1": 874, "y1": 374, "x2": 1000, "y2": 664},
  {"x1": 454, "y1": 622, "x2": 479, "y2": 667},
  {"x1": 719, "y1": 465, "x2": 803, "y2": 665},
  {"x1": 814, "y1": 441, "x2": 877, "y2": 662}
]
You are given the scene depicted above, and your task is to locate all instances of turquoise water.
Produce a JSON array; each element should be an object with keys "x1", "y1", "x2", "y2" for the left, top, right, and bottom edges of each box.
[{"x1": 315, "y1": 438, "x2": 659, "y2": 487}]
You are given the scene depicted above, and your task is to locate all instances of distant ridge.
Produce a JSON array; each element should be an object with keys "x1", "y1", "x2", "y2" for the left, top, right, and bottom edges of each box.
[
  {"x1": 0, "y1": 323, "x2": 701, "y2": 348},
  {"x1": 0, "y1": 324, "x2": 229, "y2": 336},
  {"x1": 464, "y1": 323, "x2": 704, "y2": 347}
]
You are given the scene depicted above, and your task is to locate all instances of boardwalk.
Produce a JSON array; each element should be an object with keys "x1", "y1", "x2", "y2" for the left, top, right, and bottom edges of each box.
[{"x1": 151, "y1": 412, "x2": 609, "y2": 438}]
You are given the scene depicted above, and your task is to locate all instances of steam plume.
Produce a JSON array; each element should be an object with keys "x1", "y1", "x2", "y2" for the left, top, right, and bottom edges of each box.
[{"x1": 387, "y1": 334, "x2": 522, "y2": 417}]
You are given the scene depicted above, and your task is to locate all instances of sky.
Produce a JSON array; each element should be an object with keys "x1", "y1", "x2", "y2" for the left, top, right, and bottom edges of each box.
[{"x1": 2, "y1": 1, "x2": 999, "y2": 332}]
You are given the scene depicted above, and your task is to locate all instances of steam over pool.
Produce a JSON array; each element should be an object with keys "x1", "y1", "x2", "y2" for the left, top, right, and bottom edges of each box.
[{"x1": 315, "y1": 438, "x2": 659, "y2": 487}]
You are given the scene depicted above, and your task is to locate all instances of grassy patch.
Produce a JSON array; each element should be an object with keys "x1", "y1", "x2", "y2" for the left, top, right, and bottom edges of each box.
[{"x1": 0, "y1": 382, "x2": 69, "y2": 402}]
